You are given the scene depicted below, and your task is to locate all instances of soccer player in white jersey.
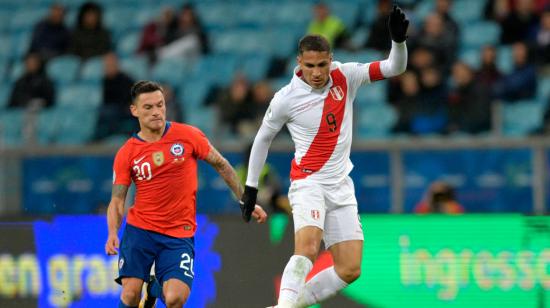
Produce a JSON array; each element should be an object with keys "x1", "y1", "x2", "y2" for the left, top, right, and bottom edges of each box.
[{"x1": 239, "y1": 6, "x2": 409, "y2": 308}]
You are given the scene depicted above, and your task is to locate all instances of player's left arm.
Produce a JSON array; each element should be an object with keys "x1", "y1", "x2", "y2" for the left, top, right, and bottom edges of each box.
[
  {"x1": 204, "y1": 144, "x2": 267, "y2": 223},
  {"x1": 378, "y1": 5, "x2": 409, "y2": 79}
]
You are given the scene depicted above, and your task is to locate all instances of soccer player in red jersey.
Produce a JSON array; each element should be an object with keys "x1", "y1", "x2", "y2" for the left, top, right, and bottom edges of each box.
[{"x1": 104, "y1": 81, "x2": 267, "y2": 308}]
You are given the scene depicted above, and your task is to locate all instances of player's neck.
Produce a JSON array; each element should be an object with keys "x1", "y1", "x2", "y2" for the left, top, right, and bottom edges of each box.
[{"x1": 138, "y1": 126, "x2": 165, "y2": 142}]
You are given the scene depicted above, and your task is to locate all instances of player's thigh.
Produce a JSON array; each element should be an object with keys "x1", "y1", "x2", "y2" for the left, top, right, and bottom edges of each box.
[
  {"x1": 323, "y1": 204, "x2": 364, "y2": 249},
  {"x1": 294, "y1": 226, "x2": 323, "y2": 259},
  {"x1": 116, "y1": 224, "x2": 158, "y2": 284},
  {"x1": 288, "y1": 179, "x2": 326, "y2": 233},
  {"x1": 154, "y1": 236, "x2": 195, "y2": 291}
]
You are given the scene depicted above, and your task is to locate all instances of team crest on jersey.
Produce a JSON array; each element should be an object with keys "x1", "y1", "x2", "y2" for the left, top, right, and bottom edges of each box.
[
  {"x1": 170, "y1": 143, "x2": 185, "y2": 157},
  {"x1": 152, "y1": 151, "x2": 164, "y2": 166},
  {"x1": 329, "y1": 86, "x2": 344, "y2": 101}
]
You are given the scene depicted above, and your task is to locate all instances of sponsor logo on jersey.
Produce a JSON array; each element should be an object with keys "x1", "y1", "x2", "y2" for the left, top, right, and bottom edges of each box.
[
  {"x1": 311, "y1": 210, "x2": 320, "y2": 220},
  {"x1": 329, "y1": 86, "x2": 344, "y2": 101},
  {"x1": 153, "y1": 151, "x2": 164, "y2": 166},
  {"x1": 133, "y1": 156, "x2": 146, "y2": 164}
]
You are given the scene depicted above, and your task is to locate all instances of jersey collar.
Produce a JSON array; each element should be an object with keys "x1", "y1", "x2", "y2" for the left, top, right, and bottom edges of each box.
[{"x1": 132, "y1": 121, "x2": 172, "y2": 142}]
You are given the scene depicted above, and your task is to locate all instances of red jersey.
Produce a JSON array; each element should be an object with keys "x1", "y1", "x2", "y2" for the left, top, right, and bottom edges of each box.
[{"x1": 113, "y1": 121, "x2": 211, "y2": 238}]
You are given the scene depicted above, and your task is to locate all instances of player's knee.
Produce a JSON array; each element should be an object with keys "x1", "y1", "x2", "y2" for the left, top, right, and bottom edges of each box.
[
  {"x1": 296, "y1": 243, "x2": 320, "y2": 261},
  {"x1": 337, "y1": 265, "x2": 361, "y2": 283},
  {"x1": 163, "y1": 290, "x2": 188, "y2": 307},
  {"x1": 120, "y1": 288, "x2": 141, "y2": 306}
]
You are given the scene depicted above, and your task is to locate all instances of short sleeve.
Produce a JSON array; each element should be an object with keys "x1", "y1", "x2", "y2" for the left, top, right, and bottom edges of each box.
[
  {"x1": 113, "y1": 146, "x2": 131, "y2": 186},
  {"x1": 262, "y1": 92, "x2": 288, "y2": 132},
  {"x1": 189, "y1": 126, "x2": 211, "y2": 160}
]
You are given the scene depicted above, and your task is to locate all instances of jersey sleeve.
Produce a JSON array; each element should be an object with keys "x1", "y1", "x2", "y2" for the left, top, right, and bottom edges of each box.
[
  {"x1": 340, "y1": 62, "x2": 382, "y2": 89},
  {"x1": 189, "y1": 126, "x2": 211, "y2": 160},
  {"x1": 262, "y1": 92, "x2": 288, "y2": 131},
  {"x1": 113, "y1": 146, "x2": 131, "y2": 186}
]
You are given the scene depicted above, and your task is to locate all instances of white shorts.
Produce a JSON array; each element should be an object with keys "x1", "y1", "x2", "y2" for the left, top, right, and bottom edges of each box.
[{"x1": 288, "y1": 176, "x2": 364, "y2": 248}]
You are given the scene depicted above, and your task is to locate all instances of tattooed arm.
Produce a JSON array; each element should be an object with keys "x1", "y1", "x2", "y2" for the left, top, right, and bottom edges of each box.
[
  {"x1": 204, "y1": 144, "x2": 243, "y2": 199},
  {"x1": 105, "y1": 184, "x2": 128, "y2": 255}
]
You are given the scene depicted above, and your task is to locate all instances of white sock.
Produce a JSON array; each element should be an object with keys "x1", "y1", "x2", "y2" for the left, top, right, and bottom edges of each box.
[
  {"x1": 278, "y1": 255, "x2": 313, "y2": 306},
  {"x1": 296, "y1": 266, "x2": 348, "y2": 307}
]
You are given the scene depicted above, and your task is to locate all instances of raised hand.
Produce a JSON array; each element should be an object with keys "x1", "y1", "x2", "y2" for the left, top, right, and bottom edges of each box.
[{"x1": 388, "y1": 5, "x2": 409, "y2": 43}]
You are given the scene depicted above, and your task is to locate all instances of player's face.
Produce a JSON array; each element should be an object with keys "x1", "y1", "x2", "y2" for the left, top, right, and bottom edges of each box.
[
  {"x1": 131, "y1": 90, "x2": 166, "y2": 131},
  {"x1": 298, "y1": 50, "x2": 332, "y2": 89}
]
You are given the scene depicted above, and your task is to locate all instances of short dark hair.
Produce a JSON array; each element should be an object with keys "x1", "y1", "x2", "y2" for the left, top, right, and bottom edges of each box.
[
  {"x1": 298, "y1": 35, "x2": 331, "y2": 54},
  {"x1": 130, "y1": 80, "x2": 164, "y2": 104}
]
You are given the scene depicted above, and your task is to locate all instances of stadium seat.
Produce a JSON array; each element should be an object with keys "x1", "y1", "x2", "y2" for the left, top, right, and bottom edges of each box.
[
  {"x1": 0, "y1": 34, "x2": 12, "y2": 61},
  {"x1": 54, "y1": 107, "x2": 98, "y2": 145},
  {"x1": 502, "y1": 100, "x2": 544, "y2": 137},
  {"x1": 10, "y1": 8, "x2": 47, "y2": 32},
  {"x1": 459, "y1": 48, "x2": 481, "y2": 70},
  {"x1": 36, "y1": 108, "x2": 58, "y2": 144},
  {"x1": 356, "y1": 103, "x2": 396, "y2": 139},
  {"x1": 450, "y1": 0, "x2": 484, "y2": 25},
  {"x1": 151, "y1": 57, "x2": 188, "y2": 88},
  {"x1": 0, "y1": 10, "x2": 12, "y2": 33},
  {"x1": 9, "y1": 31, "x2": 32, "y2": 60},
  {"x1": 330, "y1": 2, "x2": 360, "y2": 30},
  {"x1": 334, "y1": 49, "x2": 383, "y2": 64},
  {"x1": 496, "y1": 45, "x2": 513, "y2": 74},
  {"x1": 238, "y1": 53, "x2": 270, "y2": 82},
  {"x1": 238, "y1": 3, "x2": 274, "y2": 28},
  {"x1": 355, "y1": 80, "x2": 388, "y2": 104},
  {"x1": 116, "y1": 31, "x2": 140, "y2": 57},
  {"x1": 538, "y1": 77, "x2": 550, "y2": 102},
  {"x1": 196, "y1": 3, "x2": 238, "y2": 30},
  {"x1": 0, "y1": 108, "x2": 24, "y2": 147},
  {"x1": 185, "y1": 107, "x2": 216, "y2": 137},
  {"x1": 0, "y1": 83, "x2": 11, "y2": 109},
  {"x1": 46, "y1": 55, "x2": 81, "y2": 85},
  {"x1": 57, "y1": 84, "x2": 101, "y2": 108},
  {"x1": 461, "y1": 21, "x2": 500, "y2": 49},
  {"x1": 272, "y1": 2, "x2": 312, "y2": 26},
  {"x1": 103, "y1": 7, "x2": 138, "y2": 40},
  {"x1": 178, "y1": 78, "x2": 212, "y2": 111},
  {"x1": 414, "y1": 0, "x2": 434, "y2": 21},
  {"x1": 192, "y1": 53, "x2": 238, "y2": 86},
  {"x1": 80, "y1": 56, "x2": 104, "y2": 84},
  {"x1": 9, "y1": 61, "x2": 25, "y2": 82},
  {"x1": 120, "y1": 55, "x2": 149, "y2": 81}
]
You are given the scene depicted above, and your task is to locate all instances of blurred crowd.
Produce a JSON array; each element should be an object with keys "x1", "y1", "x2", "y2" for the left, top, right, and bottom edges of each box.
[{"x1": 2, "y1": 0, "x2": 550, "y2": 144}]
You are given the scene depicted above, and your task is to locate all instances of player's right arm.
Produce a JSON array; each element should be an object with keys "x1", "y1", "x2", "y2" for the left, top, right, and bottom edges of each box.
[
  {"x1": 240, "y1": 92, "x2": 288, "y2": 221},
  {"x1": 105, "y1": 146, "x2": 132, "y2": 255},
  {"x1": 105, "y1": 184, "x2": 128, "y2": 255}
]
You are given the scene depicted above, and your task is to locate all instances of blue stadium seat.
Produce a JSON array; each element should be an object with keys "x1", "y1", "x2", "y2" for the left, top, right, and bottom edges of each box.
[
  {"x1": 450, "y1": 0, "x2": 484, "y2": 25},
  {"x1": 9, "y1": 61, "x2": 25, "y2": 82},
  {"x1": 502, "y1": 101, "x2": 544, "y2": 137},
  {"x1": 414, "y1": 0, "x2": 434, "y2": 21},
  {"x1": 57, "y1": 84, "x2": 101, "y2": 108},
  {"x1": 192, "y1": 53, "x2": 238, "y2": 86},
  {"x1": 239, "y1": 53, "x2": 270, "y2": 82},
  {"x1": 272, "y1": 2, "x2": 311, "y2": 26},
  {"x1": 334, "y1": 49, "x2": 383, "y2": 64},
  {"x1": 0, "y1": 10, "x2": 12, "y2": 33},
  {"x1": 356, "y1": 103, "x2": 396, "y2": 139},
  {"x1": 497, "y1": 45, "x2": 513, "y2": 74},
  {"x1": 459, "y1": 48, "x2": 481, "y2": 69},
  {"x1": 185, "y1": 107, "x2": 215, "y2": 137},
  {"x1": 538, "y1": 77, "x2": 550, "y2": 102},
  {"x1": 0, "y1": 83, "x2": 11, "y2": 109},
  {"x1": 0, "y1": 108, "x2": 24, "y2": 147},
  {"x1": 10, "y1": 31, "x2": 32, "y2": 60},
  {"x1": 269, "y1": 26, "x2": 302, "y2": 58},
  {"x1": 196, "y1": 3, "x2": 238, "y2": 30},
  {"x1": 151, "y1": 57, "x2": 188, "y2": 88},
  {"x1": 103, "y1": 7, "x2": 138, "y2": 40},
  {"x1": 80, "y1": 56, "x2": 104, "y2": 84},
  {"x1": 211, "y1": 29, "x2": 268, "y2": 54},
  {"x1": 178, "y1": 79, "x2": 212, "y2": 111},
  {"x1": 238, "y1": 3, "x2": 274, "y2": 28},
  {"x1": 330, "y1": 2, "x2": 360, "y2": 30},
  {"x1": 120, "y1": 55, "x2": 149, "y2": 81},
  {"x1": 355, "y1": 80, "x2": 388, "y2": 104},
  {"x1": 461, "y1": 21, "x2": 500, "y2": 49},
  {"x1": 0, "y1": 61, "x2": 8, "y2": 85},
  {"x1": 10, "y1": 8, "x2": 47, "y2": 32},
  {"x1": 46, "y1": 55, "x2": 81, "y2": 85},
  {"x1": 36, "y1": 108, "x2": 58, "y2": 144},
  {"x1": 54, "y1": 107, "x2": 98, "y2": 145},
  {"x1": 117, "y1": 31, "x2": 140, "y2": 57}
]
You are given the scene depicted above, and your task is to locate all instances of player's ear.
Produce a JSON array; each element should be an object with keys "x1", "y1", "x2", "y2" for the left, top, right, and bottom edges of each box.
[{"x1": 130, "y1": 103, "x2": 138, "y2": 117}]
